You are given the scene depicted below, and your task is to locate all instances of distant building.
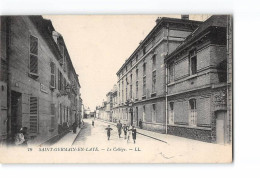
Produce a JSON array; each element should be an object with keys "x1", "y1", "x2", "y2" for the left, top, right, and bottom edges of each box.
[
  {"x1": 165, "y1": 15, "x2": 231, "y2": 144},
  {"x1": 0, "y1": 16, "x2": 82, "y2": 145}
]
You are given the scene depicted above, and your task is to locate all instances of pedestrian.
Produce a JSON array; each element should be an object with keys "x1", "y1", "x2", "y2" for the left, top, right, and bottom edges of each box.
[
  {"x1": 116, "y1": 120, "x2": 122, "y2": 138},
  {"x1": 105, "y1": 125, "x2": 113, "y2": 140},
  {"x1": 92, "y1": 119, "x2": 95, "y2": 127},
  {"x1": 72, "y1": 121, "x2": 77, "y2": 134},
  {"x1": 122, "y1": 124, "x2": 128, "y2": 139},
  {"x1": 14, "y1": 127, "x2": 28, "y2": 146},
  {"x1": 127, "y1": 125, "x2": 132, "y2": 143},
  {"x1": 139, "y1": 119, "x2": 143, "y2": 129},
  {"x1": 131, "y1": 126, "x2": 137, "y2": 144}
]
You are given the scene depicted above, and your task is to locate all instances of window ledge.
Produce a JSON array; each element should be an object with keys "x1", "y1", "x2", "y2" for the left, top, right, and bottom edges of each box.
[{"x1": 187, "y1": 74, "x2": 198, "y2": 80}]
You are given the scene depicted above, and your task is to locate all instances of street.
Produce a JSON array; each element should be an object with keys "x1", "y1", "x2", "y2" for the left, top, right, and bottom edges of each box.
[{"x1": 53, "y1": 118, "x2": 232, "y2": 163}]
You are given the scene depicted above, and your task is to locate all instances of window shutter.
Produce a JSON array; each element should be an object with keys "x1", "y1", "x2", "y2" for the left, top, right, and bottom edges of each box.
[
  {"x1": 30, "y1": 54, "x2": 38, "y2": 74},
  {"x1": 29, "y1": 35, "x2": 38, "y2": 76},
  {"x1": 30, "y1": 97, "x2": 38, "y2": 134},
  {"x1": 50, "y1": 62, "x2": 56, "y2": 88},
  {"x1": 50, "y1": 103, "x2": 55, "y2": 128}
]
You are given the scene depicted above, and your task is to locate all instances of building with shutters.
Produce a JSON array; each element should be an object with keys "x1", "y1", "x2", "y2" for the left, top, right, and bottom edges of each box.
[
  {"x1": 165, "y1": 15, "x2": 231, "y2": 143},
  {"x1": 115, "y1": 17, "x2": 202, "y2": 132},
  {"x1": 0, "y1": 16, "x2": 82, "y2": 145}
]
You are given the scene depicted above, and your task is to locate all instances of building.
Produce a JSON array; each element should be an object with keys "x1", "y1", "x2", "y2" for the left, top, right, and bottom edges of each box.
[
  {"x1": 111, "y1": 84, "x2": 118, "y2": 122},
  {"x1": 0, "y1": 16, "x2": 82, "y2": 145},
  {"x1": 165, "y1": 15, "x2": 231, "y2": 144},
  {"x1": 116, "y1": 17, "x2": 202, "y2": 132}
]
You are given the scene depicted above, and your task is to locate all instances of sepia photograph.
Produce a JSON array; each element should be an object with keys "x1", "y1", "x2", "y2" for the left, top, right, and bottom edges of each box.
[{"x1": 0, "y1": 14, "x2": 233, "y2": 163}]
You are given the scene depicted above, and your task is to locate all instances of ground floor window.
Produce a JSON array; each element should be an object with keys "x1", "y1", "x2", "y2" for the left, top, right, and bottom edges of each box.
[
  {"x1": 189, "y1": 99, "x2": 197, "y2": 126},
  {"x1": 152, "y1": 104, "x2": 156, "y2": 122},
  {"x1": 143, "y1": 105, "x2": 146, "y2": 122},
  {"x1": 169, "y1": 102, "x2": 174, "y2": 125}
]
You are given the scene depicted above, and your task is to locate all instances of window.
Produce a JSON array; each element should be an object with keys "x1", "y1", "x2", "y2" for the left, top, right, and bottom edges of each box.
[
  {"x1": 143, "y1": 47, "x2": 146, "y2": 55},
  {"x1": 152, "y1": 54, "x2": 156, "y2": 70},
  {"x1": 29, "y1": 97, "x2": 38, "y2": 133},
  {"x1": 136, "y1": 81, "x2": 138, "y2": 98},
  {"x1": 143, "y1": 105, "x2": 146, "y2": 122},
  {"x1": 50, "y1": 103, "x2": 55, "y2": 129},
  {"x1": 50, "y1": 61, "x2": 56, "y2": 88},
  {"x1": 58, "y1": 43, "x2": 64, "y2": 66},
  {"x1": 189, "y1": 99, "x2": 197, "y2": 126},
  {"x1": 152, "y1": 104, "x2": 156, "y2": 122},
  {"x1": 152, "y1": 71, "x2": 156, "y2": 93},
  {"x1": 143, "y1": 76, "x2": 146, "y2": 96},
  {"x1": 130, "y1": 84, "x2": 132, "y2": 99},
  {"x1": 63, "y1": 55, "x2": 67, "y2": 72},
  {"x1": 58, "y1": 70, "x2": 61, "y2": 90},
  {"x1": 143, "y1": 63, "x2": 146, "y2": 76},
  {"x1": 190, "y1": 50, "x2": 197, "y2": 75},
  {"x1": 29, "y1": 35, "x2": 39, "y2": 77},
  {"x1": 169, "y1": 63, "x2": 174, "y2": 83},
  {"x1": 59, "y1": 104, "x2": 62, "y2": 124},
  {"x1": 136, "y1": 69, "x2": 138, "y2": 79},
  {"x1": 169, "y1": 102, "x2": 174, "y2": 125}
]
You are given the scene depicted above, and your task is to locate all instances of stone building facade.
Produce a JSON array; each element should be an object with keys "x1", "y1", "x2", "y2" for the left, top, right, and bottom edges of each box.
[
  {"x1": 116, "y1": 17, "x2": 201, "y2": 132},
  {"x1": 0, "y1": 16, "x2": 82, "y2": 145},
  {"x1": 165, "y1": 15, "x2": 231, "y2": 144}
]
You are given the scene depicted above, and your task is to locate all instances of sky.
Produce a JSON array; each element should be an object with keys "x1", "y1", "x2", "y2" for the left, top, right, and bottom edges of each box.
[{"x1": 43, "y1": 15, "x2": 209, "y2": 111}]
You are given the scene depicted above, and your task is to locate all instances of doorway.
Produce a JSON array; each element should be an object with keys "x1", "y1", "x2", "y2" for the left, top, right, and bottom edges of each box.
[
  {"x1": 10, "y1": 91, "x2": 22, "y2": 139},
  {"x1": 216, "y1": 111, "x2": 227, "y2": 144}
]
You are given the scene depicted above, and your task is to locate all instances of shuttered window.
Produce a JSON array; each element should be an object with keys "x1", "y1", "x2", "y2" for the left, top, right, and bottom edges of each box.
[
  {"x1": 189, "y1": 99, "x2": 197, "y2": 126},
  {"x1": 143, "y1": 76, "x2": 146, "y2": 96},
  {"x1": 50, "y1": 103, "x2": 55, "y2": 129},
  {"x1": 50, "y1": 62, "x2": 56, "y2": 88},
  {"x1": 169, "y1": 102, "x2": 174, "y2": 125},
  {"x1": 29, "y1": 35, "x2": 39, "y2": 77},
  {"x1": 152, "y1": 71, "x2": 156, "y2": 93},
  {"x1": 152, "y1": 104, "x2": 156, "y2": 122},
  {"x1": 29, "y1": 97, "x2": 38, "y2": 133}
]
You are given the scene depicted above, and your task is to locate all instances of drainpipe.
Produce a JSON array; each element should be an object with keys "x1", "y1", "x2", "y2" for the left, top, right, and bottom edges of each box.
[
  {"x1": 6, "y1": 16, "x2": 12, "y2": 141},
  {"x1": 165, "y1": 23, "x2": 170, "y2": 134}
]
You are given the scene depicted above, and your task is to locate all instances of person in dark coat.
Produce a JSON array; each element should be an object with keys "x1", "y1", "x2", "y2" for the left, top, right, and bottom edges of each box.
[
  {"x1": 92, "y1": 120, "x2": 95, "y2": 127},
  {"x1": 72, "y1": 121, "x2": 77, "y2": 134},
  {"x1": 116, "y1": 120, "x2": 122, "y2": 138},
  {"x1": 139, "y1": 119, "x2": 143, "y2": 129},
  {"x1": 131, "y1": 126, "x2": 137, "y2": 144},
  {"x1": 105, "y1": 125, "x2": 113, "y2": 140},
  {"x1": 122, "y1": 124, "x2": 128, "y2": 139}
]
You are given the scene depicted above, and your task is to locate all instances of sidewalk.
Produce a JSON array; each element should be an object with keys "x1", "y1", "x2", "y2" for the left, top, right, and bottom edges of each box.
[
  {"x1": 51, "y1": 127, "x2": 82, "y2": 147},
  {"x1": 96, "y1": 118, "x2": 232, "y2": 146}
]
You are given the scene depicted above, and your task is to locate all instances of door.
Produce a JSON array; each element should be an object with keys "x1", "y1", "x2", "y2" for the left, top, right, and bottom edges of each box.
[
  {"x1": 216, "y1": 111, "x2": 226, "y2": 144},
  {"x1": 10, "y1": 91, "x2": 22, "y2": 139}
]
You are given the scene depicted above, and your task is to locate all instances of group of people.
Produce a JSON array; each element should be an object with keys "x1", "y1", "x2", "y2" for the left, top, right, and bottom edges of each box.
[{"x1": 105, "y1": 120, "x2": 137, "y2": 143}]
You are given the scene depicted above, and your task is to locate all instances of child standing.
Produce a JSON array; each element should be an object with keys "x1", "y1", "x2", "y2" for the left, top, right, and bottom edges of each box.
[{"x1": 105, "y1": 125, "x2": 113, "y2": 140}]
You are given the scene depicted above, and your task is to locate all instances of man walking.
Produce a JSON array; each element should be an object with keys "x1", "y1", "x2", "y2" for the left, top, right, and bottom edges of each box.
[
  {"x1": 105, "y1": 125, "x2": 113, "y2": 140},
  {"x1": 122, "y1": 124, "x2": 128, "y2": 139},
  {"x1": 131, "y1": 126, "x2": 137, "y2": 144},
  {"x1": 116, "y1": 120, "x2": 122, "y2": 138}
]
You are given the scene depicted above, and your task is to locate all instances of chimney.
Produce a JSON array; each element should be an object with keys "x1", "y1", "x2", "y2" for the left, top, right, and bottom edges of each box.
[{"x1": 181, "y1": 15, "x2": 189, "y2": 20}]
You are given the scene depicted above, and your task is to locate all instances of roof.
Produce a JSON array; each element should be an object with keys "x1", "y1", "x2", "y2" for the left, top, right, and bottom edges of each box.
[
  {"x1": 116, "y1": 17, "x2": 202, "y2": 75},
  {"x1": 165, "y1": 15, "x2": 228, "y2": 62}
]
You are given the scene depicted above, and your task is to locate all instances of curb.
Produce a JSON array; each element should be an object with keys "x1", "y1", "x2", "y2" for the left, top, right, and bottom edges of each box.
[{"x1": 96, "y1": 119, "x2": 168, "y2": 144}]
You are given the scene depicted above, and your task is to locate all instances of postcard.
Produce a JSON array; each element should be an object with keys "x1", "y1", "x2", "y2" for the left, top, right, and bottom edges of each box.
[{"x1": 0, "y1": 15, "x2": 232, "y2": 163}]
